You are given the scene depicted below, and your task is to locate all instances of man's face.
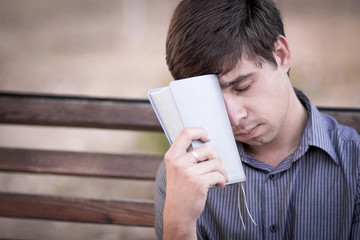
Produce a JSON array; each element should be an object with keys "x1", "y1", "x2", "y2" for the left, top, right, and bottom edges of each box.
[{"x1": 219, "y1": 58, "x2": 291, "y2": 146}]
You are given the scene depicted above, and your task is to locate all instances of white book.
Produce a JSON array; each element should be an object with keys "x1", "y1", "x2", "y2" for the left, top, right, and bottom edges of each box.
[{"x1": 148, "y1": 74, "x2": 246, "y2": 185}]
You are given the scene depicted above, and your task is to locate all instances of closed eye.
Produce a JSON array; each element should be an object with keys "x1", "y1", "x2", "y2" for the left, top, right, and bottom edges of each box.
[{"x1": 235, "y1": 83, "x2": 251, "y2": 93}]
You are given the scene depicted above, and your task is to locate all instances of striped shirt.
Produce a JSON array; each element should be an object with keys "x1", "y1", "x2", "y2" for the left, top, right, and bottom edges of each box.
[{"x1": 154, "y1": 89, "x2": 360, "y2": 239}]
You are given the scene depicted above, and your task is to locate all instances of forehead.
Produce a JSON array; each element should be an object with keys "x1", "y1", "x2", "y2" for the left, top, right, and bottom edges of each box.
[{"x1": 218, "y1": 58, "x2": 260, "y2": 84}]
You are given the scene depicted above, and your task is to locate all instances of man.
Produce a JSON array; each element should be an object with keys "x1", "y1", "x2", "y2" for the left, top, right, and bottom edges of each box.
[{"x1": 154, "y1": 0, "x2": 360, "y2": 239}]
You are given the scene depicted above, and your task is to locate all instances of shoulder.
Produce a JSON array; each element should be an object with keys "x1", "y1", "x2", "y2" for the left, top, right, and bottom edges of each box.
[
  {"x1": 319, "y1": 112, "x2": 360, "y2": 173},
  {"x1": 321, "y1": 112, "x2": 359, "y2": 144},
  {"x1": 319, "y1": 113, "x2": 360, "y2": 205}
]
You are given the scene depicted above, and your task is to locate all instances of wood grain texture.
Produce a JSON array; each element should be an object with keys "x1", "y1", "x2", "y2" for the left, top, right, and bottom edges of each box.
[
  {"x1": 0, "y1": 92, "x2": 162, "y2": 131},
  {"x1": 0, "y1": 147, "x2": 162, "y2": 180},
  {"x1": 0, "y1": 192, "x2": 154, "y2": 227}
]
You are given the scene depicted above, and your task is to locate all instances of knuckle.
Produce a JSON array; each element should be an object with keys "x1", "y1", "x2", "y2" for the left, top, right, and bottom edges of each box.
[
  {"x1": 172, "y1": 160, "x2": 183, "y2": 171},
  {"x1": 164, "y1": 153, "x2": 173, "y2": 165},
  {"x1": 164, "y1": 153, "x2": 182, "y2": 170},
  {"x1": 209, "y1": 158, "x2": 221, "y2": 169},
  {"x1": 202, "y1": 145, "x2": 217, "y2": 158},
  {"x1": 180, "y1": 128, "x2": 191, "y2": 138},
  {"x1": 164, "y1": 152, "x2": 173, "y2": 163},
  {"x1": 214, "y1": 172, "x2": 226, "y2": 184}
]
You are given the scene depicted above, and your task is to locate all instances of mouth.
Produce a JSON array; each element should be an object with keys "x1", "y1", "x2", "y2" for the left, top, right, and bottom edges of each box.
[
  {"x1": 237, "y1": 126, "x2": 257, "y2": 135},
  {"x1": 233, "y1": 124, "x2": 261, "y2": 140}
]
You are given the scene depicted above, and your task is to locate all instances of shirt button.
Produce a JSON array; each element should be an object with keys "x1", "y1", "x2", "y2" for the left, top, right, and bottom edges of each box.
[
  {"x1": 269, "y1": 174, "x2": 278, "y2": 180},
  {"x1": 269, "y1": 224, "x2": 278, "y2": 233}
]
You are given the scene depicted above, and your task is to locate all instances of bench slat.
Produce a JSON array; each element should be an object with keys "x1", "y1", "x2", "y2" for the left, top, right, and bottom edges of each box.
[
  {"x1": 0, "y1": 192, "x2": 154, "y2": 227},
  {"x1": 0, "y1": 147, "x2": 162, "y2": 180},
  {"x1": 0, "y1": 92, "x2": 161, "y2": 131},
  {"x1": 0, "y1": 92, "x2": 359, "y2": 133}
]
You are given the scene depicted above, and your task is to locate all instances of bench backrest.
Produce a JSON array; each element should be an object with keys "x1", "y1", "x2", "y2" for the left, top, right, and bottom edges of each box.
[
  {"x1": 0, "y1": 92, "x2": 163, "y2": 227},
  {"x1": 0, "y1": 92, "x2": 359, "y2": 228}
]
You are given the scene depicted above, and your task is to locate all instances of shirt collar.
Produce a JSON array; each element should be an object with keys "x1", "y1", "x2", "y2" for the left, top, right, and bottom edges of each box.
[{"x1": 294, "y1": 88, "x2": 339, "y2": 164}]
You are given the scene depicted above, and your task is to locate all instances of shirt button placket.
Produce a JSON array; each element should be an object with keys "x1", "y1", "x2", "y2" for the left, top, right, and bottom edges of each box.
[{"x1": 263, "y1": 173, "x2": 281, "y2": 239}]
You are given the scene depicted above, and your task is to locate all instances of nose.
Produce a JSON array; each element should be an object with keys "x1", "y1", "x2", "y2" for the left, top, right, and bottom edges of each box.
[{"x1": 223, "y1": 93, "x2": 247, "y2": 126}]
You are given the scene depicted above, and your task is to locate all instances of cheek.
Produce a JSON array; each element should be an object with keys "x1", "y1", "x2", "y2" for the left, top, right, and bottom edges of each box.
[{"x1": 252, "y1": 76, "x2": 290, "y2": 122}]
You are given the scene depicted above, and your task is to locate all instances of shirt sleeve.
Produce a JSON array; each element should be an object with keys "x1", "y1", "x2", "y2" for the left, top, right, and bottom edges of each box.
[
  {"x1": 350, "y1": 143, "x2": 360, "y2": 239},
  {"x1": 154, "y1": 160, "x2": 167, "y2": 240}
]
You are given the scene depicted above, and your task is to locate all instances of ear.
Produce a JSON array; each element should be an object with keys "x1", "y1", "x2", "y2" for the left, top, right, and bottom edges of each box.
[{"x1": 273, "y1": 35, "x2": 292, "y2": 73}]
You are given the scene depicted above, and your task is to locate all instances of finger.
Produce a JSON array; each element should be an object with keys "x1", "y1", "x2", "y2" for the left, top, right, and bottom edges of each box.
[
  {"x1": 168, "y1": 128, "x2": 211, "y2": 157},
  {"x1": 164, "y1": 147, "x2": 208, "y2": 172},
  {"x1": 190, "y1": 150, "x2": 201, "y2": 163},
  {"x1": 188, "y1": 146, "x2": 230, "y2": 182},
  {"x1": 189, "y1": 145, "x2": 217, "y2": 163},
  {"x1": 200, "y1": 171, "x2": 228, "y2": 188},
  {"x1": 187, "y1": 159, "x2": 230, "y2": 183},
  {"x1": 166, "y1": 146, "x2": 215, "y2": 172}
]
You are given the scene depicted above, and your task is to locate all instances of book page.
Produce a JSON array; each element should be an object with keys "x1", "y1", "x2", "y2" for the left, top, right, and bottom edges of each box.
[{"x1": 148, "y1": 87, "x2": 184, "y2": 144}]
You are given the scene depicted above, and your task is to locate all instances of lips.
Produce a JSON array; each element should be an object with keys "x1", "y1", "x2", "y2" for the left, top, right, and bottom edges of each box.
[
  {"x1": 233, "y1": 123, "x2": 262, "y2": 140},
  {"x1": 236, "y1": 126, "x2": 257, "y2": 136}
]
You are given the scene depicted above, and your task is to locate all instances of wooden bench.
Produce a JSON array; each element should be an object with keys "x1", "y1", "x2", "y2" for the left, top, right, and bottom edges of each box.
[{"x1": 0, "y1": 91, "x2": 359, "y2": 238}]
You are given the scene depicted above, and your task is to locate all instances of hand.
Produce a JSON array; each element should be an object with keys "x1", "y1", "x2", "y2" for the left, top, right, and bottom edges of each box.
[{"x1": 163, "y1": 127, "x2": 229, "y2": 239}]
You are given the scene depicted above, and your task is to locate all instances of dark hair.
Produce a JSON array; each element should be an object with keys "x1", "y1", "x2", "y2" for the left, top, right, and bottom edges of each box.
[{"x1": 166, "y1": 0, "x2": 285, "y2": 79}]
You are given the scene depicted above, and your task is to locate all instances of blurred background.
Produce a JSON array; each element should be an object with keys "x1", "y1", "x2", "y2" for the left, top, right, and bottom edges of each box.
[{"x1": 0, "y1": 0, "x2": 359, "y2": 239}]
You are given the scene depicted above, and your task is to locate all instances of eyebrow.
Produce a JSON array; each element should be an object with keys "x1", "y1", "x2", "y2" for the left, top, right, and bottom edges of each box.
[{"x1": 219, "y1": 72, "x2": 254, "y2": 89}]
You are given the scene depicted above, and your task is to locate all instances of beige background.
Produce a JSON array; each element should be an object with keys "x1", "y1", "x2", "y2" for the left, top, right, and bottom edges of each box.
[{"x1": 0, "y1": 0, "x2": 359, "y2": 239}]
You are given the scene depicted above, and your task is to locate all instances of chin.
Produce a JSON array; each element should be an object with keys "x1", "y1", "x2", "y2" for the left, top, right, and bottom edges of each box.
[
  {"x1": 237, "y1": 133, "x2": 274, "y2": 146},
  {"x1": 236, "y1": 136, "x2": 264, "y2": 145}
]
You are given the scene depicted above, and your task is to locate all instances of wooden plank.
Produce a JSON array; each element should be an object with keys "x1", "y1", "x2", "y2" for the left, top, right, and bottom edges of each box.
[
  {"x1": 0, "y1": 147, "x2": 163, "y2": 180},
  {"x1": 0, "y1": 92, "x2": 359, "y2": 133},
  {"x1": 0, "y1": 192, "x2": 155, "y2": 227},
  {"x1": 0, "y1": 92, "x2": 162, "y2": 131}
]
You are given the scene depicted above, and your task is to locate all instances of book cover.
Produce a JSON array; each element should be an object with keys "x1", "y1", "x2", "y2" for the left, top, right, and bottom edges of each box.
[{"x1": 148, "y1": 74, "x2": 246, "y2": 185}]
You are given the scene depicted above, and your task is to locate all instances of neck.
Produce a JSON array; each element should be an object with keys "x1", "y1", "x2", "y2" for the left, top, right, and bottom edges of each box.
[{"x1": 245, "y1": 89, "x2": 308, "y2": 168}]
